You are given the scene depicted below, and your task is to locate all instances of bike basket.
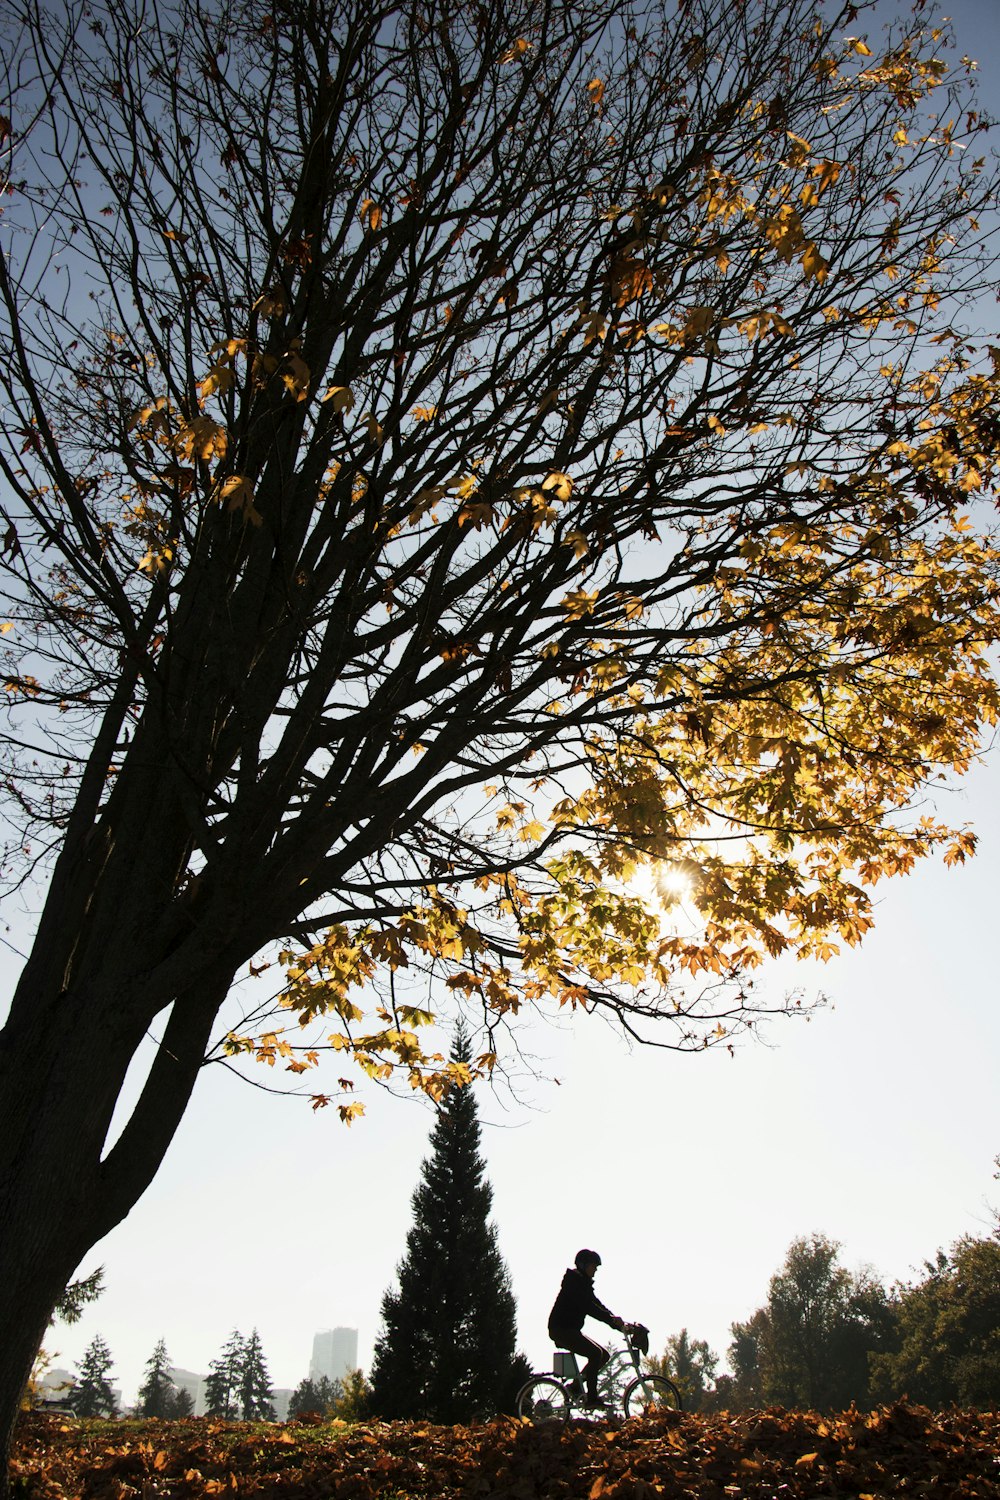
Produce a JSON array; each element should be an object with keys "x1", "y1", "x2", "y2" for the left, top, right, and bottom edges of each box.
[{"x1": 553, "y1": 1351, "x2": 577, "y2": 1379}]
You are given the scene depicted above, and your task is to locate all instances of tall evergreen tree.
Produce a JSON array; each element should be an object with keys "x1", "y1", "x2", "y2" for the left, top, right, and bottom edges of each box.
[
  {"x1": 728, "y1": 1234, "x2": 894, "y2": 1410},
  {"x1": 369, "y1": 1027, "x2": 519, "y2": 1422},
  {"x1": 203, "y1": 1330, "x2": 244, "y2": 1419},
  {"x1": 136, "y1": 1338, "x2": 174, "y2": 1418},
  {"x1": 69, "y1": 1334, "x2": 117, "y2": 1418},
  {"x1": 237, "y1": 1329, "x2": 276, "y2": 1420},
  {"x1": 288, "y1": 1375, "x2": 342, "y2": 1419},
  {"x1": 165, "y1": 1385, "x2": 195, "y2": 1418}
]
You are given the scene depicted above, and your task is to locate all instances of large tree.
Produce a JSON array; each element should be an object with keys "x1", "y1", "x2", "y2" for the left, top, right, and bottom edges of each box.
[
  {"x1": 203, "y1": 1330, "x2": 245, "y2": 1420},
  {"x1": 729, "y1": 1232, "x2": 894, "y2": 1410},
  {"x1": 369, "y1": 1029, "x2": 519, "y2": 1421},
  {"x1": 871, "y1": 1234, "x2": 1000, "y2": 1408},
  {"x1": 1, "y1": 0, "x2": 999, "y2": 1479},
  {"x1": 237, "y1": 1329, "x2": 276, "y2": 1421}
]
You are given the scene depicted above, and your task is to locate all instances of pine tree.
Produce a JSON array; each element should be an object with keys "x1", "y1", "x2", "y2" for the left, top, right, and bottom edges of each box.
[
  {"x1": 237, "y1": 1330, "x2": 276, "y2": 1421},
  {"x1": 288, "y1": 1375, "x2": 342, "y2": 1419},
  {"x1": 203, "y1": 1330, "x2": 244, "y2": 1419},
  {"x1": 369, "y1": 1026, "x2": 519, "y2": 1422},
  {"x1": 165, "y1": 1385, "x2": 195, "y2": 1418},
  {"x1": 136, "y1": 1338, "x2": 174, "y2": 1418},
  {"x1": 69, "y1": 1334, "x2": 117, "y2": 1418}
]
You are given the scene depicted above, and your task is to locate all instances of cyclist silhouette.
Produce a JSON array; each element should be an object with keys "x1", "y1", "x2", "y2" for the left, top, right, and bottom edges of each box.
[{"x1": 548, "y1": 1248, "x2": 625, "y2": 1408}]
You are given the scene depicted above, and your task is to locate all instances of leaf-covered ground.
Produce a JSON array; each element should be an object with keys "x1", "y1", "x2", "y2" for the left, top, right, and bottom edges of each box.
[{"x1": 11, "y1": 1403, "x2": 1000, "y2": 1499}]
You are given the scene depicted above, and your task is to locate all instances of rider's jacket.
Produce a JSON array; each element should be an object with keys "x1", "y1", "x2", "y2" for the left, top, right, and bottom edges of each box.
[{"x1": 547, "y1": 1268, "x2": 618, "y2": 1332}]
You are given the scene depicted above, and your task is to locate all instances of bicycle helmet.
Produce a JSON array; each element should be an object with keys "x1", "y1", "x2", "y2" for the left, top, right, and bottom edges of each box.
[{"x1": 575, "y1": 1249, "x2": 602, "y2": 1270}]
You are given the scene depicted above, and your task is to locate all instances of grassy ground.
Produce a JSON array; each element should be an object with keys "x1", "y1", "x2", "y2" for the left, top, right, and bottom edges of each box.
[{"x1": 10, "y1": 1402, "x2": 1000, "y2": 1498}]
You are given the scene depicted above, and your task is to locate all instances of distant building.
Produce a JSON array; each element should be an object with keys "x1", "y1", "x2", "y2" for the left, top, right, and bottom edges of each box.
[
  {"x1": 168, "y1": 1367, "x2": 207, "y2": 1416},
  {"x1": 38, "y1": 1367, "x2": 121, "y2": 1412},
  {"x1": 271, "y1": 1387, "x2": 293, "y2": 1422},
  {"x1": 309, "y1": 1327, "x2": 358, "y2": 1384},
  {"x1": 37, "y1": 1367, "x2": 76, "y2": 1410}
]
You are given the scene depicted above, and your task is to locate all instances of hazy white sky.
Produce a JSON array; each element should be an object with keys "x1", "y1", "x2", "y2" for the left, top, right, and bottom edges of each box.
[{"x1": 4, "y1": 0, "x2": 999, "y2": 1411}]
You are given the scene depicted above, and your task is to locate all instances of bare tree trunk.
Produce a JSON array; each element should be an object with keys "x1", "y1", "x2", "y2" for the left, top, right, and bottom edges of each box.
[{"x1": 0, "y1": 951, "x2": 228, "y2": 1494}]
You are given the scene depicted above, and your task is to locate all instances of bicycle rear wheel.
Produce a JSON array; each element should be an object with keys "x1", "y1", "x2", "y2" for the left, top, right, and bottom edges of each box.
[
  {"x1": 622, "y1": 1373, "x2": 682, "y2": 1417},
  {"x1": 516, "y1": 1375, "x2": 571, "y2": 1424}
]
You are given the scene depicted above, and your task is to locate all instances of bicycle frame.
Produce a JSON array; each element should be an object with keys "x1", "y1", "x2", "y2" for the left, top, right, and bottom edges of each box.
[
  {"x1": 518, "y1": 1323, "x2": 681, "y2": 1423},
  {"x1": 559, "y1": 1333, "x2": 647, "y2": 1404}
]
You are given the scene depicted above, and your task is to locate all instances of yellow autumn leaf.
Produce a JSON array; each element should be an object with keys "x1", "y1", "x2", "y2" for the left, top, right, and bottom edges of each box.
[
  {"x1": 500, "y1": 38, "x2": 531, "y2": 62},
  {"x1": 359, "y1": 198, "x2": 382, "y2": 230},
  {"x1": 846, "y1": 37, "x2": 872, "y2": 55},
  {"x1": 812, "y1": 159, "x2": 841, "y2": 193},
  {"x1": 684, "y1": 304, "x2": 716, "y2": 338},
  {"x1": 409, "y1": 485, "x2": 447, "y2": 524},
  {"x1": 801, "y1": 241, "x2": 829, "y2": 282},
  {"x1": 321, "y1": 385, "x2": 355, "y2": 413},
  {"x1": 541, "y1": 470, "x2": 573, "y2": 501},
  {"x1": 457, "y1": 499, "x2": 495, "y2": 529},
  {"x1": 518, "y1": 820, "x2": 547, "y2": 842},
  {"x1": 215, "y1": 474, "x2": 263, "y2": 527},
  {"x1": 137, "y1": 544, "x2": 174, "y2": 575},
  {"x1": 197, "y1": 364, "x2": 235, "y2": 402},
  {"x1": 561, "y1": 587, "x2": 599, "y2": 618},
  {"x1": 173, "y1": 416, "x2": 227, "y2": 463},
  {"x1": 253, "y1": 286, "x2": 288, "y2": 318},
  {"x1": 282, "y1": 351, "x2": 311, "y2": 402},
  {"x1": 586, "y1": 78, "x2": 605, "y2": 105},
  {"x1": 208, "y1": 337, "x2": 248, "y2": 360}
]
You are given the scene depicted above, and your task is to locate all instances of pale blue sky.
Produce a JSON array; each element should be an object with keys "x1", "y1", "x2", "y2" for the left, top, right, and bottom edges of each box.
[{"x1": 5, "y1": 0, "x2": 1000, "y2": 1408}]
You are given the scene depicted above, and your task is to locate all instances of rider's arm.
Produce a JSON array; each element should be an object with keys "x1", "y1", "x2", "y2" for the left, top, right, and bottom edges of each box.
[{"x1": 587, "y1": 1288, "x2": 625, "y2": 1330}]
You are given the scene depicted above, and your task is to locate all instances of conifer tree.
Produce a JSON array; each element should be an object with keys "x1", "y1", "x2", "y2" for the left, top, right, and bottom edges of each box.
[
  {"x1": 237, "y1": 1329, "x2": 276, "y2": 1421},
  {"x1": 369, "y1": 1028, "x2": 519, "y2": 1422},
  {"x1": 69, "y1": 1334, "x2": 117, "y2": 1418},
  {"x1": 288, "y1": 1376, "x2": 342, "y2": 1419},
  {"x1": 136, "y1": 1338, "x2": 174, "y2": 1418},
  {"x1": 165, "y1": 1385, "x2": 195, "y2": 1418},
  {"x1": 203, "y1": 1330, "x2": 244, "y2": 1419}
]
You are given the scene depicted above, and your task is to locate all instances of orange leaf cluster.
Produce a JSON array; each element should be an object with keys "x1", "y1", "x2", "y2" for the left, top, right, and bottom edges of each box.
[{"x1": 11, "y1": 1402, "x2": 1000, "y2": 1499}]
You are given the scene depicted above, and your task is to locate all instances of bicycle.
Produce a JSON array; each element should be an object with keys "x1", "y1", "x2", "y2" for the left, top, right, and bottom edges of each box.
[{"x1": 516, "y1": 1323, "x2": 682, "y2": 1424}]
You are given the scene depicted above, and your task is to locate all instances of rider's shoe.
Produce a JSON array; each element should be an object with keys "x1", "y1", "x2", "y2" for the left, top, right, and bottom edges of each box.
[{"x1": 583, "y1": 1395, "x2": 607, "y2": 1411}]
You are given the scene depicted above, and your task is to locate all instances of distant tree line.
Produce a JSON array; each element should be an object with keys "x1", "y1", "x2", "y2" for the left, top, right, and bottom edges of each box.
[
  {"x1": 654, "y1": 1229, "x2": 1000, "y2": 1413},
  {"x1": 287, "y1": 1370, "x2": 372, "y2": 1423},
  {"x1": 52, "y1": 1328, "x2": 375, "y2": 1424}
]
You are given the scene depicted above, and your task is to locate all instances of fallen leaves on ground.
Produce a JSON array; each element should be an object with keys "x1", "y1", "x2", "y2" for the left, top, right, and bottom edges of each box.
[{"x1": 11, "y1": 1402, "x2": 1000, "y2": 1499}]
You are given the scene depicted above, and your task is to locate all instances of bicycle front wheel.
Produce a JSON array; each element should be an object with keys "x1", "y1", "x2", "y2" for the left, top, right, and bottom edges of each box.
[
  {"x1": 622, "y1": 1373, "x2": 682, "y2": 1418},
  {"x1": 516, "y1": 1375, "x2": 570, "y2": 1425}
]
